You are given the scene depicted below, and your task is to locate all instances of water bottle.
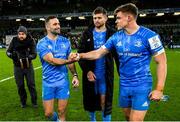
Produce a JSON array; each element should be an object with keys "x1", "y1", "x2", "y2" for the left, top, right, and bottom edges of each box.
[{"x1": 160, "y1": 95, "x2": 169, "y2": 101}]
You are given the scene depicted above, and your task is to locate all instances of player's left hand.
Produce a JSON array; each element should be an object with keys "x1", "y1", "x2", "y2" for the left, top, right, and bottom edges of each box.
[
  {"x1": 72, "y1": 76, "x2": 79, "y2": 88},
  {"x1": 149, "y1": 90, "x2": 163, "y2": 101}
]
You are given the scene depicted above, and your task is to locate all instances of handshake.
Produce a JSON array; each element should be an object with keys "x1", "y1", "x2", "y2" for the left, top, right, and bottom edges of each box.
[{"x1": 68, "y1": 53, "x2": 81, "y2": 63}]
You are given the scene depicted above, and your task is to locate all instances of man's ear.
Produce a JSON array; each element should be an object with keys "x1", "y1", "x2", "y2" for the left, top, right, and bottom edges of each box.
[
  {"x1": 103, "y1": 15, "x2": 108, "y2": 22},
  {"x1": 128, "y1": 15, "x2": 134, "y2": 22},
  {"x1": 45, "y1": 24, "x2": 49, "y2": 31},
  {"x1": 127, "y1": 15, "x2": 131, "y2": 22}
]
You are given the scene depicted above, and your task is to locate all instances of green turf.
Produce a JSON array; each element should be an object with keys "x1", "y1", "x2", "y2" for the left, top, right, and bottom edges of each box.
[{"x1": 0, "y1": 48, "x2": 180, "y2": 121}]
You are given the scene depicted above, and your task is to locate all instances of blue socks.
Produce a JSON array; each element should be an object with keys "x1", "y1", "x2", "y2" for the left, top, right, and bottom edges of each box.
[
  {"x1": 102, "y1": 112, "x2": 111, "y2": 122},
  {"x1": 89, "y1": 111, "x2": 96, "y2": 122},
  {"x1": 48, "y1": 112, "x2": 58, "y2": 121}
]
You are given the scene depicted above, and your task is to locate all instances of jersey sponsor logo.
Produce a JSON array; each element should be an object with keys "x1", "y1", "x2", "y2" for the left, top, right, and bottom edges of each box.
[
  {"x1": 134, "y1": 40, "x2": 142, "y2": 47},
  {"x1": 118, "y1": 52, "x2": 142, "y2": 57},
  {"x1": 148, "y1": 35, "x2": 162, "y2": 49},
  {"x1": 142, "y1": 101, "x2": 149, "y2": 107},
  {"x1": 54, "y1": 53, "x2": 66, "y2": 57}
]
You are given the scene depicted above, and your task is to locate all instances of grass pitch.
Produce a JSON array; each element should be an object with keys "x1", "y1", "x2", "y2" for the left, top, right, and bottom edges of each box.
[{"x1": 0, "y1": 48, "x2": 180, "y2": 121}]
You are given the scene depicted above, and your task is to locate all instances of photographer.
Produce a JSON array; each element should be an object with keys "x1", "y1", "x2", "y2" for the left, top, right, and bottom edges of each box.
[{"x1": 6, "y1": 26, "x2": 37, "y2": 108}]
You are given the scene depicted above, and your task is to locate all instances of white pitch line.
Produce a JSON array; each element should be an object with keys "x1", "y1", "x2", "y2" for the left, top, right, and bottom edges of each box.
[
  {"x1": 0, "y1": 76, "x2": 14, "y2": 83},
  {"x1": 0, "y1": 66, "x2": 42, "y2": 83},
  {"x1": 34, "y1": 66, "x2": 42, "y2": 70}
]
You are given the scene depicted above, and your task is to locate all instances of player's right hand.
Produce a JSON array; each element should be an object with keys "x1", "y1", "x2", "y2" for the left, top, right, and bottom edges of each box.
[
  {"x1": 67, "y1": 53, "x2": 79, "y2": 63},
  {"x1": 69, "y1": 53, "x2": 80, "y2": 61},
  {"x1": 87, "y1": 71, "x2": 96, "y2": 82}
]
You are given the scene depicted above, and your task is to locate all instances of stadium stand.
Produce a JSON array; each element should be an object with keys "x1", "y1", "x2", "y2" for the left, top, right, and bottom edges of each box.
[{"x1": 0, "y1": 0, "x2": 179, "y2": 49}]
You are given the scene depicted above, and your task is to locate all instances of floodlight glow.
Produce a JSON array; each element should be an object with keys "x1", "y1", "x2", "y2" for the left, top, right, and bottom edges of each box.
[
  {"x1": 156, "y1": 13, "x2": 164, "y2": 16},
  {"x1": 108, "y1": 15, "x2": 114, "y2": 18},
  {"x1": 39, "y1": 18, "x2": 45, "y2": 21},
  {"x1": 174, "y1": 12, "x2": 180, "y2": 15},
  {"x1": 139, "y1": 14, "x2": 146, "y2": 17},
  {"x1": 26, "y1": 18, "x2": 34, "y2": 21},
  {"x1": 66, "y1": 17, "x2": 72, "y2": 20},
  {"x1": 16, "y1": 19, "x2": 21, "y2": 21},
  {"x1": 78, "y1": 16, "x2": 85, "y2": 20}
]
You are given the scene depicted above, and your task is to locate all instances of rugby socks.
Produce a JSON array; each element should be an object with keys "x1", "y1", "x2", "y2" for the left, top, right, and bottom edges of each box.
[
  {"x1": 102, "y1": 112, "x2": 111, "y2": 122},
  {"x1": 89, "y1": 111, "x2": 96, "y2": 122},
  {"x1": 48, "y1": 112, "x2": 58, "y2": 121}
]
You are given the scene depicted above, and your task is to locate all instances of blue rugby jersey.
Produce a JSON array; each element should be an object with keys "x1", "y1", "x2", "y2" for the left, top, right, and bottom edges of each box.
[
  {"x1": 93, "y1": 29, "x2": 106, "y2": 76},
  {"x1": 103, "y1": 26, "x2": 164, "y2": 87},
  {"x1": 37, "y1": 35, "x2": 71, "y2": 87}
]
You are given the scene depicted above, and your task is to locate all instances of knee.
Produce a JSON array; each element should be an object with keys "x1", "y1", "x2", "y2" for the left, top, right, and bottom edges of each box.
[
  {"x1": 130, "y1": 115, "x2": 144, "y2": 121},
  {"x1": 58, "y1": 108, "x2": 66, "y2": 116},
  {"x1": 125, "y1": 115, "x2": 130, "y2": 121},
  {"x1": 27, "y1": 82, "x2": 35, "y2": 88}
]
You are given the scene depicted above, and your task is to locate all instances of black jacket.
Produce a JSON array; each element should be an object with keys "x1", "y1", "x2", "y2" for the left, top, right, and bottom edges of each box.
[
  {"x1": 78, "y1": 25, "x2": 119, "y2": 116},
  {"x1": 6, "y1": 34, "x2": 37, "y2": 68}
]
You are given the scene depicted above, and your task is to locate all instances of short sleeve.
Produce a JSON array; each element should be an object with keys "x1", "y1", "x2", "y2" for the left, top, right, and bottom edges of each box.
[
  {"x1": 102, "y1": 35, "x2": 116, "y2": 51},
  {"x1": 36, "y1": 41, "x2": 51, "y2": 59}
]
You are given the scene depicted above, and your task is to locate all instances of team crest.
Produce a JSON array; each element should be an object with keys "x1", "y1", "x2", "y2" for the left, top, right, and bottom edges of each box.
[
  {"x1": 134, "y1": 40, "x2": 142, "y2": 47},
  {"x1": 61, "y1": 44, "x2": 66, "y2": 48}
]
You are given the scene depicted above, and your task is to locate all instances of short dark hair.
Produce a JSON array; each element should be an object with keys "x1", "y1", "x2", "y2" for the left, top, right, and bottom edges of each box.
[
  {"x1": 114, "y1": 3, "x2": 138, "y2": 19},
  {"x1": 93, "y1": 6, "x2": 107, "y2": 15},
  {"x1": 45, "y1": 16, "x2": 57, "y2": 25}
]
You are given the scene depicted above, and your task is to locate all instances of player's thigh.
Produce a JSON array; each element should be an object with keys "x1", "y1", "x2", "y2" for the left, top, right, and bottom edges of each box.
[
  {"x1": 130, "y1": 109, "x2": 147, "y2": 121},
  {"x1": 43, "y1": 99, "x2": 54, "y2": 115},
  {"x1": 58, "y1": 99, "x2": 68, "y2": 112}
]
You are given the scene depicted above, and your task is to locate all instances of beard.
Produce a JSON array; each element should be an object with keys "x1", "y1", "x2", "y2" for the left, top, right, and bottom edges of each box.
[
  {"x1": 94, "y1": 23, "x2": 104, "y2": 29},
  {"x1": 51, "y1": 29, "x2": 60, "y2": 35},
  {"x1": 117, "y1": 26, "x2": 122, "y2": 30},
  {"x1": 18, "y1": 37, "x2": 25, "y2": 41}
]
